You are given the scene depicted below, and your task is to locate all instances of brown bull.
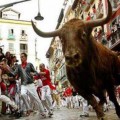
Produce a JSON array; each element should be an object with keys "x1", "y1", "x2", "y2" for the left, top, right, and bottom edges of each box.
[{"x1": 31, "y1": 0, "x2": 120, "y2": 119}]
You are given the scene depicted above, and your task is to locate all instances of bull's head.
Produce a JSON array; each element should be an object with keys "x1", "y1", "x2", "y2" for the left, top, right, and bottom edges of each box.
[{"x1": 31, "y1": 0, "x2": 112, "y2": 67}]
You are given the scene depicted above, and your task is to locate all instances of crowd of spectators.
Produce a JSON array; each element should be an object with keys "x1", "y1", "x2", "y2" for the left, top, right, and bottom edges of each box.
[{"x1": 0, "y1": 48, "x2": 19, "y2": 116}]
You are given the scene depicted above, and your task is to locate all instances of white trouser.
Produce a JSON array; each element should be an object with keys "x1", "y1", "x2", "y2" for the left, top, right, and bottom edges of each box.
[
  {"x1": 66, "y1": 96, "x2": 71, "y2": 103},
  {"x1": 82, "y1": 99, "x2": 89, "y2": 114},
  {"x1": 21, "y1": 83, "x2": 44, "y2": 113},
  {"x1": 41, "y1": 85, "x2": 53, "y2": 110},
  {"x1": 0, "y1": 87, "x2": 17, "y2": 110},
  {"x1": 72, "y1": 96, "x2": 79, "y2": 108}
]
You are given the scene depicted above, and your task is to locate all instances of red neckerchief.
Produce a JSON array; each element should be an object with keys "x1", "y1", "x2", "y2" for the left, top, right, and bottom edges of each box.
[{"x1": 22, "y1": 61, "x2": 27, "y2": 69}]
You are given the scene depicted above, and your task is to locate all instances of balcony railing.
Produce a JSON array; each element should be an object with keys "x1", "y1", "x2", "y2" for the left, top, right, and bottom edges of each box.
[
  {"x1": 96, "y1": 5, "x2": 103, "y2": 19},
  {"x1": 89, "y1": 0, "x2": 95, "y2": 4},
  {"x1": 107, "y1": 27, "x2": 120, "y2": 49},
  {"x1": 20, "y1": 35, "x2": 28, "y2": 41},
  {"x1": 60, "y1": 74, "x2": 67, "y2": 81},
  {"x1": 81, "y1": 0, "x2": 91, "y2": 12},
  {"x1": 20, "y1": 49, "x2": 28, "y2": 53},
  {"x1": 7, "y1": 34, "x2": 15, "y2": 40},
  {"x1": 110, "y1": 0, "x2": 120, "y2": 10}
]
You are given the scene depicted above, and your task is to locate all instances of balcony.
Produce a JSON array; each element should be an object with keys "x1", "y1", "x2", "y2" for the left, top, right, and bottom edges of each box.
[
  {"x1": 20, "y1": 49, "x2": 28, "y2": 53},
  {"x1": 7, "y1": 34, "x2": 15, "y2": 40},
  {"x1": 93, "y1": 29, "x2": 108, "y2": 46},
  {"x1": 96, "y1": 8, "x2": 103, "y2": 19},
  {"x1": 110, "y1": 0, "x2": 120, "y2": 11},
  {"x1": 60, "y1": 74, "x2": 67, "y2": 82},
  {"x1": 81, "y1": 1, "x2": 91, "y2": 12},
  {"x1": 108, "y1": 28, "x2": 120, "y2": 50},
  {"x1": 56, "y1": 74, "x2": 61, "y2": 81},
  {"x1": 89, "y1": 0, "x2": 95, "y2": 4},
  {"x1": 20, "y1": 34, "x2": 28, "y2": 41}
]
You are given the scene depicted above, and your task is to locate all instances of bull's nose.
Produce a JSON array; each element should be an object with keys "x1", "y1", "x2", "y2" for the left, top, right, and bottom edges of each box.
[
  {"x1": 65, "y1": 53, "x2": 80, "y2": 61},
  {"x1": 73, "y1": 53, "x2": 79, "y2": 59}
]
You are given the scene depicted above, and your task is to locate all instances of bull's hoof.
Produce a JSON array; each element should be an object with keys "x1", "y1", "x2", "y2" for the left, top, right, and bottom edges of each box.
[{"x1": 98, "y1": 115, "x2": 108, "y2": 120}]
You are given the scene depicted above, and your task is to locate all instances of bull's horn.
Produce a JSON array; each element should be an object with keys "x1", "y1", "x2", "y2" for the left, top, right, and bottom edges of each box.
[
  {"x1": 31, "y1": 20, "x2": 61, "y2": 38},
  {"x1": 85, "y1": 0, "x2": 112, "y2": 28}
]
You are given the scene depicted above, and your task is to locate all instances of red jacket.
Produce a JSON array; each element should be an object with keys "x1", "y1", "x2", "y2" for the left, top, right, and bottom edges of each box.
[
  {"x1": 0, "y1": 82, "x2": 6, "y2": 91},
  {"x1": 34, "y1": 69, "x2": 55, "y2": 90},
  {"x1": 63, "y1": 87, "x2": 72, "y2": 97}
]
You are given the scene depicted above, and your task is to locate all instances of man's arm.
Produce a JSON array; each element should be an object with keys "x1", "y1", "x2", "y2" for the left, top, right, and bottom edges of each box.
[
  {"x1": 39, "y1": 72, "x2": 46, "y2": 75},
  {"x1": 0, "y1": 69, "x2": 2, "y2": 82},
  {"x1": 30, "y1": 63, "x2": 39, "y2": 76}
]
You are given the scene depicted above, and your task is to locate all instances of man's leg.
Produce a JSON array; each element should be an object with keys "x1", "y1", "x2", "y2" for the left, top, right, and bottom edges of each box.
[
  {"x1": 26, "y1": 84, "x2": 46, "y2": 117},
  {"x1": 45, "y1": 86, "x2": 53, "y2": 110},
  {"x1": 45, "y1": 86, "x2": 53, "y2": 116},
  {"x1": 21, "y1": 85, "x2": 31, "y2": 112},
  {"x1": 0, "y1": 87, "x2": 17, "y2": 110},
  {"x1": 0, "y1": 95, "x2": 17, "y2": 110}
]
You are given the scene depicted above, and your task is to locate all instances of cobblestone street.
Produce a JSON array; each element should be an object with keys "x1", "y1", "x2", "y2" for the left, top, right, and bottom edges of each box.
[{"x1": 0, "y1": 107, "x2": 119, "y2": 120}]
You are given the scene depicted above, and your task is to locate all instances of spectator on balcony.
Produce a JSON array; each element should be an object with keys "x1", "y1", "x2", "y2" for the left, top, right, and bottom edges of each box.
[
  {"x1": 92, "y1": 6, "x2": 96, "y2": 19},
  {"x1": 116, "y1": 19, "x2": 120, "y2": 38},
  {"x1": 113, "y1": 23, "x2": 117, "y2": 32},
  {"x1": 97, "y1": 28, "x2": 102, "y2": 37},
  {"x1": 112, "y1": 24, "x2": 118, "y2": 40},
  {"x1": 111, "y1": 25, "x2": 115, "y2": 33},
  {"x1": 98, "y1": 0, "x2": 103, "y2": 13},
  {"x1": 101, "y1": 33, "x2": 107, "y2": 45},
  {"x1": 81, "y1": 0, "x2": 87, "y2": 5},
  {"x1": 86, "y1": 13, "x2": 91, "y2": 21},
  {"x1": 81, "y1": 0, "x2": 90, "y2": 6}
]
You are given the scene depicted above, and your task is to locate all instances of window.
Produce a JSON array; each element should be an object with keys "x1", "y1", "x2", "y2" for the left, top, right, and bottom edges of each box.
[
  {"x1": 9, "y1": 43, "x2": 14, "y2": 53},
  {"x1": 8, "y1": 29, "x2": 15, "y2": 40},
  {"x1": 20, "y1": 30, "x2": 27, "y2": 41},
  {"x1": 20, "y1": 44, "x2": 28, "y2": 53},
  {"x1": 21, "y1": 30, "x2": 25, "y2": 36}
]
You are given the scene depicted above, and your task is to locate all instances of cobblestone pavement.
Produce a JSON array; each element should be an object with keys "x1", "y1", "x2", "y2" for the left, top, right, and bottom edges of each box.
[{"x1": 0, "y1": 107, "x2": 119, "y2": 120}]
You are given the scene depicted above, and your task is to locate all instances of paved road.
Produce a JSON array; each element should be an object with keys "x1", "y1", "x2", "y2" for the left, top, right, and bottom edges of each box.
[{"x1": 0, "y1": 107, "x2": 119, "y2": 120}]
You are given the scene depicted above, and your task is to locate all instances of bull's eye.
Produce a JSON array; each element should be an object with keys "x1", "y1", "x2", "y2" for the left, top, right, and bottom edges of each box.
[
  {"x1": 81, "y1": 31, "x2": 87, "y2": 41},
  {"x1": 74, "y1": 54, "x2": 79, "y2": 59}
]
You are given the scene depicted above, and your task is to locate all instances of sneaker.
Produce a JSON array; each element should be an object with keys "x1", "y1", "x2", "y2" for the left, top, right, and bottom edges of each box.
[
  {"x1": 14, "y1": 111, "x2": 22, "y2": 119},
  {"x1": 80, "y1": 113, "x2": 89, "y2": 117},
  {"x1": 41, "y1": 113, "x2": 46, "y2": 118},
  {"x1": 48, "y1": 109, "x2": 53, "y2": 117}
]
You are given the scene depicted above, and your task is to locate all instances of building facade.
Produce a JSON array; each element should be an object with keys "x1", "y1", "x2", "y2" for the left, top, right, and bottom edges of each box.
[{"x1": 0, "y1": 8, "x2": 40, "y2": 69}]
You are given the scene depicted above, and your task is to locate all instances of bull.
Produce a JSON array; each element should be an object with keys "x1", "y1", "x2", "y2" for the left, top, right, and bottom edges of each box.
[{"x1": 31, "y1": 0, "x2": 120, "y2": 119}]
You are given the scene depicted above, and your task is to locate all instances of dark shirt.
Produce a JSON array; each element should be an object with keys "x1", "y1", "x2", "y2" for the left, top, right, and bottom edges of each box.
[
  {"x1": 13, "y1": 62, "x2": 39, "y2": 85},
  {"x1": 0, "y1": 53, "x2": 5, "y2": 61}
]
